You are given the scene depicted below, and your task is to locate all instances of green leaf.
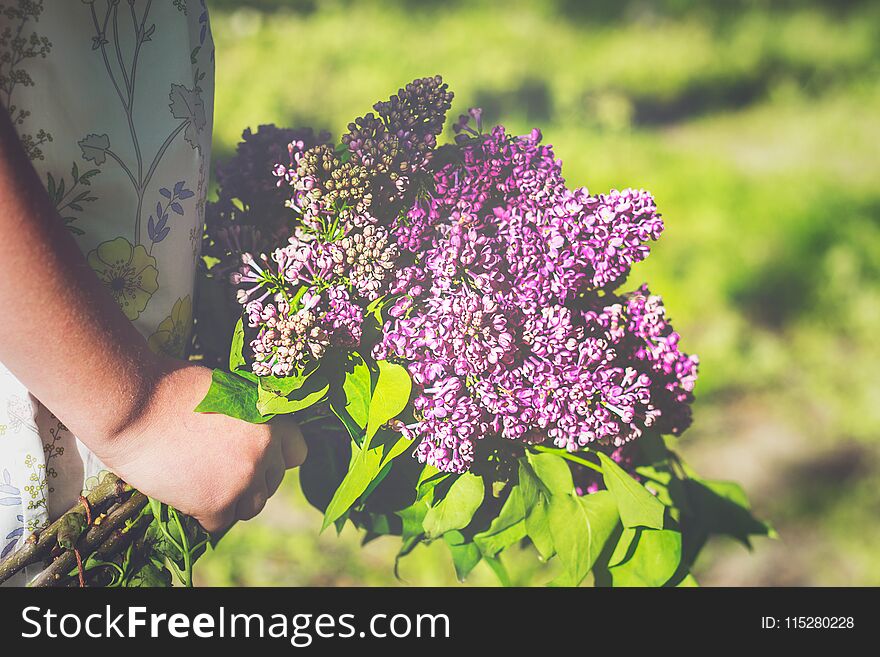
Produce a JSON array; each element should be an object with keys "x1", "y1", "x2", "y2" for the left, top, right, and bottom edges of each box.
[
  {"x1": 484, "y1": 555, "x2": 512, "y2": 587},
  {"x1": 444, "y1": 530, "x2": 482, "y2": 582},
  {"x1": 635, "y1": 464, "x2": 681, "y2": 509},
  {"x1": 228, "y1": 318, "x2": 246, "y2": 372},
  {"x1": 256, "y1": 372, "x2": 329, "y2": 416},
  {"x1": 683, "y1": 477, "x2": 776, "y2": 545},
  {"x1": 393, "y1": 498, "x2": 430, "y2": 577},
  {"x1": 366, "y1": 360, "x2": 411, "y2": 441},
  {"x1": 397, "y1": 499, "x2": 429, "y2": 543},
  {"x1": 147, "y1": 497, "x2": 163, "y2": 523},
  {"x1": 194, "y1": 369, "x2": 268, "y2": 424},
  {"x1": 579, "y1": 491, "x2": 621, "y2": 563},
  {"x1": 547, "y1": 494, "x2": 588, "y2": 586},
  {"x1": 609, "y1": 528, "x2": 683, "y2": 587},
  {"x1": 299, "y1": 423, "x2": 350, "y2": 512},
  {"x1": 359, "y1": 460, "x2": 393, "y2": 503},
  {"x1": 475, "y1": 520, "x2": 526, "y2": 559},
  {"x1": 328, "y1": 352, "x2": 372, "y2": 444},
  {"x1": 258, "y1": 362, "x2": 320, "y2": 397},
  {"x1": 677, "y1": 573, "x2": 700, "y2": 587},
  {"x1": 517, "y1": 459, "x2": 544, "y2": 507},
  {"x1": 422, "y1": 473, "x2": 485, "y2": 539},
  {"x1": 128, "y1": 561, "x2": 172, "y2": 588},
  {"x1": 362, "y1": 512, "x2": 395, "y2": 541},
  {"x1": 334, "y1": 511, "x2": 350, "y2": 535},
  {"x1": 360, "y1": 510, "x2": 404, "y2": 544},
  {"x1": 336, "y1": 428, "x2": 416, "y2": 516},
  {"x1": 608, "y1": 527, "x2": 637, "y2": 568},
  {"x1": 525, "y1": 497, "x2": 555, "y2": 560},
  {"x1": 518, "y1": 458, "x2": 564, "y2": 560},
  {"x1": 473, "y1": 486, "x2": 529, "y2": 558},
  {"x1": 394, "y1": 537, "x2": 421, "y2": 581},
  {"x1": 700, "y1": 478, "x2": 750, "y2": 507},
  {"x1": 344, "y1": 353, "x2": 373, "y2": 431},
  {"x1": 599, "y1": 452, "x2": 665, "y2": 529},
  {"x1": 547, "y1": 490, "x2": 619, "y2": 586},
  {"x1": 365, "y1": 294, "x2": 385, "y2": 317},
  {"x1": 526, "y1": 452, "x2": 574, "y2": 495},
  {"x1": 635, "y1": 465, "x2": 673, "y2": 487},
  {"x1": 416, "y1": 465, "x2": 448, "y2": 504},
  {"x1": 379, "y1": 433, "x2": 415, "y2": 469},
  {"x1": 321, "y1": 443, "x2": 384, "y2": 531}
]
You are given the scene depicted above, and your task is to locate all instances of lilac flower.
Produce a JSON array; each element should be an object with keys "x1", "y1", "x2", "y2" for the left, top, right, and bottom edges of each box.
[
  {"x1": 341, "y1": 76, "x2": 454, "y2": 209},
  {"x1": 205, "y1": 126, "x2": 332, "y2": 280},
  {"x1": 321, "y1": 285, "x2": 364, "y2": 349},
  {"x1": 545, "y1": 187, "x2": 664, "y2": 291},
  {"x1": 409, "y1": 383, "x2": 483, "y2": 474},
  {"x1": 625, "y1": 285, "x2": 699, "y2": 435},
  {"x1": 212, "y1": 78, "x2": 698, "y2": 475},
  {"x1": 246, "y1": 286, "x2": 363, "y2": 377},
  {"x1": 328, "y1": 224, "x2": 399, "y2": 301}
]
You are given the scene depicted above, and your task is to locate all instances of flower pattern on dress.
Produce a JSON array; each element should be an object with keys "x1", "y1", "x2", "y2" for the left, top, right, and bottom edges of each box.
[
  {"x1": 148, "y1": 181, "x2": 195, "y2": 255},
  {"x1": 148, "y1": 295, "x2": 193, "y2": 358},
  {"x1": 0, "y1": 469, "x2": 22, "y2": 559},
  {"x1": 6, "y1": 396, "x2": 36, "y2": 435},
  {"x1": 87, "y1": 237, "x2": 159, "y2": 320},
  {"x1": 81, "y1": 469, "x2": 111, "y2": 497},
  {"x1": 0, "y1": 0, "x2": 53, "y2": 161},
  {"x1": 22, "y1": 452, "x2": 47, "y2": 531},
  {"x1": 41, "y1": 416, "x2": 66, "y2": 494}
]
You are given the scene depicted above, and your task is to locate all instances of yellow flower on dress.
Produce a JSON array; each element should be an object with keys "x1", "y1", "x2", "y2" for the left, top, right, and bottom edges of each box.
[
  {"x1": 81, "y1": 470, "x2": 111, "y2": 496},
  {"x1": 87, "y1": 237, "x2": 159, "y2": 320},
  {"x1": 148, "y1": 295, "x2": 193, "y2": 358}
]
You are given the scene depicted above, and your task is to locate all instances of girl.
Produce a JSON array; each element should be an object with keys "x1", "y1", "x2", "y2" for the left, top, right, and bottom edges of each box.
[{"x1": 0, "y1": 0, "x2": 305, "y2": 585}]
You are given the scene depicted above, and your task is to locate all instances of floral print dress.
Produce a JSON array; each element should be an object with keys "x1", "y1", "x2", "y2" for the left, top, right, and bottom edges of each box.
[{"x1": 0, "y1": 0, "x2": 213, "y2": 584}]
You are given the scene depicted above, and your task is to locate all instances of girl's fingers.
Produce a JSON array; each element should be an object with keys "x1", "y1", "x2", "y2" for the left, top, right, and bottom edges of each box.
[
  {"x1": 265, "y1": 464, "x2": 285, "y2": 497},
  {"x1": 235, "y1": 482, "x2": 269, "y2": 521},
  {"x1": 276, "y1": 417, "x2": 308, "y2": 469}
]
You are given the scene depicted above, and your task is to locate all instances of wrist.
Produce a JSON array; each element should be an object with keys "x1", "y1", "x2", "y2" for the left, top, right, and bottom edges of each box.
[{"x1": 86, "y1": 352, "x2": 181, "y2": 461}]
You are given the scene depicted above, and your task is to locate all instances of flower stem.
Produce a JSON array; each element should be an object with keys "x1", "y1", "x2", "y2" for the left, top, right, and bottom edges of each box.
[{"x1": 0, "y1": 474, "x2": 130, "y2": 585}]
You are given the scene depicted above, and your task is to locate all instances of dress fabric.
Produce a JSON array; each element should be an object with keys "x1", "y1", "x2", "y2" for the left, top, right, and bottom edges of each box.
[{"x1": 0, "y1": 0, "x2": 214, "y2": 584}]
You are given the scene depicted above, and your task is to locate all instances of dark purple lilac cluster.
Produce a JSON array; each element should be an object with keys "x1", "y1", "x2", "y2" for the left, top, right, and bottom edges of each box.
[
  {"x1": 343, "y1": 74, "x2": 454, "y2": 199},
  {"x1": 204, "y1": 125, "x2": 331, "y2": 280},
  {"x1": 214, "y1": 76, "x2": 697, "y2": 475}
]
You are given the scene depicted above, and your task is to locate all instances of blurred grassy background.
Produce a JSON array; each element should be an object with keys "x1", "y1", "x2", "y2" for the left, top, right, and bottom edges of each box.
[{"x1": 196, "y1": 0, "x2": 880, "y2": 586}]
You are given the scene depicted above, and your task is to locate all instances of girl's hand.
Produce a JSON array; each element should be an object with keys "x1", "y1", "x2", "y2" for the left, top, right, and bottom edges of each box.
[{"x1": 95, "y1": 358, "x2": 307, "y2": 533}]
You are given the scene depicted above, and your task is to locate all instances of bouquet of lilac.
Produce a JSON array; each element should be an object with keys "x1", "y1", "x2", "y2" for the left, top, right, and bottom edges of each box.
[{"x1": 195, "y1": 76, "x2": 771, "y2": 586}]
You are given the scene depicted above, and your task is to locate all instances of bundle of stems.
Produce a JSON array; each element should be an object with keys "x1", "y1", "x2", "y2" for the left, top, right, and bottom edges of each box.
[{"x1": 0, "y1": 474, "x2": 151, "y2": 587}]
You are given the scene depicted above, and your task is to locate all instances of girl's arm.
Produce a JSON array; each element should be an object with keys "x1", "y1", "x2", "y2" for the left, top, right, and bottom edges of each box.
[{"x1": 0, "y1": 108, "x2": 305, "y2": 532}]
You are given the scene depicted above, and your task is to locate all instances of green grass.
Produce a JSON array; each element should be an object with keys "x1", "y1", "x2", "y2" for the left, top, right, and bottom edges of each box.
[{"x1": 198, "y1": 0, "x2": 880, "y2": 586}]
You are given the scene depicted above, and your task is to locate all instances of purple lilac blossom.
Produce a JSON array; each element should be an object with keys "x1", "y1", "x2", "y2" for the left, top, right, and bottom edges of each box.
[{"x1": 216, "y1": 76, "x2": 697, "y2": 476}]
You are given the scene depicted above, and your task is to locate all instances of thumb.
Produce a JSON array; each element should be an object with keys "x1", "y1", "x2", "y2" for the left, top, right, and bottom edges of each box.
[{"x1": 274, "y1": 416, "x2": 308, "y2": 468}]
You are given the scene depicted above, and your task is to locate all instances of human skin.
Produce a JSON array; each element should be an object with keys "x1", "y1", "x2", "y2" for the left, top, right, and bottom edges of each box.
[{"x1": 0, "y1": 107, "x2": 306, "y2": 533}]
